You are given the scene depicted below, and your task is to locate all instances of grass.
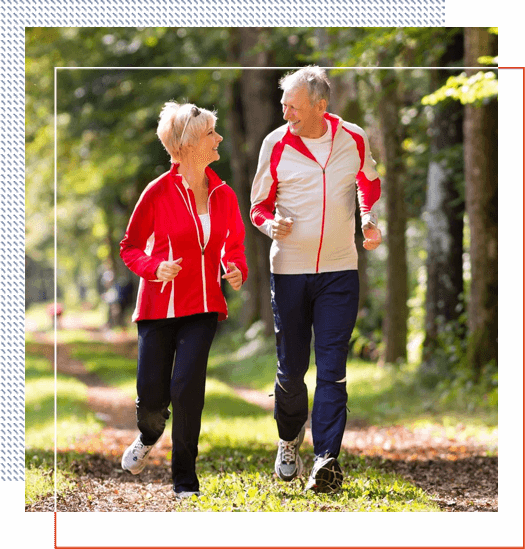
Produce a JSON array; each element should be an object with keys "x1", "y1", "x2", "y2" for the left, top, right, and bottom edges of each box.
[
  {"x1": 25, "y1": 353, "x2": 103, "y2": 505},
  {"x1": 180, "y1": 452, "x2": 436, "y2": 511},
  {"x1": 25, "y1": 318, "x2": 496, "y2": 511}
]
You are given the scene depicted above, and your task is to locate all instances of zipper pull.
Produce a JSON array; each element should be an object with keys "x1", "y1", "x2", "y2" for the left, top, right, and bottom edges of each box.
[{"x1": 201, "y1": 247, "x2": 205, "y2": 255}]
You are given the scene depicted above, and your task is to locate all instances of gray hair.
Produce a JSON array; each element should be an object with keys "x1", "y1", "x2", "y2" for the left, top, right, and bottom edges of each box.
[
  {"x1": 157, "y1": 101, "x2": 217, "y2": 162},
  {"x1": 279, "y1": 66, "x2": 331, "y2": 105}
]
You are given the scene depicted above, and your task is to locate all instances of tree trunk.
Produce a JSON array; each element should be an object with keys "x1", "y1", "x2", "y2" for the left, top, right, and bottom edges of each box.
[
  {"x1": 226, "y1": 28, "x2": 283, "y2": 334},
  {"x1": 423, "y1": 35, "x2": 465, "y2": 369},
  {"x1": 463, "y1": 28, "x2": 498, "y2": 375},
  {"x1": 337, "y1": 75, "x2": 370, "y2": 314},
  {"x1": 376, "y1": 70, "x2": 408, "y2": 364}
]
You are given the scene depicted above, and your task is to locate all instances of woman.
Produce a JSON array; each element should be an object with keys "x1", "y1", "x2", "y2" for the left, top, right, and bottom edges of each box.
[{"x1": 120, "y1": 102, "x2": 248, "y2": 499}]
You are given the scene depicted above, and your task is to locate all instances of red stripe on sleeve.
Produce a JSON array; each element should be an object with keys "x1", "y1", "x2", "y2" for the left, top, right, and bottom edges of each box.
[
  {"x1": 250, "y1": 140, "x2": 286, "y2": 227},
  {"x1": 356, "y1": 174, "x2": 381, "y2": 214},
  {"x1": 342, "y1": 126, "x2": 381, "y2": 214}
]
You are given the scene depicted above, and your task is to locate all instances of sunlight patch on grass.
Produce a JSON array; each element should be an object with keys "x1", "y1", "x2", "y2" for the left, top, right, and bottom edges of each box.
[
  {"x1": 26, "y1": 355, "x2": 103, "y2": 449},
  {"x1": 174, "y1": 461, "x2": 440, "y2": 512},
  {"x1": 25, "y1": 463, "x2": 73, "y2": 506},
  {"x1": 26, "y1": 353, "x2": 103, "y2": 505}
]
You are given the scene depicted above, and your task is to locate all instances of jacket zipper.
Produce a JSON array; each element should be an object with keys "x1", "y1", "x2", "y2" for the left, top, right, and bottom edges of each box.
[
  {"x1": 314, "y1": 133, "x2": 334, "y2": 273},
  {"x1": 315, "y1": 167, "x2": 327, "y2": 273},
  {"x1": 188, "y1": 182, "x2": 225, "y2": 313}
]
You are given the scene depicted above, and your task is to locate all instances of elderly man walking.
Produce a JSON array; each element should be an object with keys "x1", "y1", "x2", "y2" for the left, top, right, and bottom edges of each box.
[{"x1": 250, "y1": 66, "x2": 382, "y2": 493}]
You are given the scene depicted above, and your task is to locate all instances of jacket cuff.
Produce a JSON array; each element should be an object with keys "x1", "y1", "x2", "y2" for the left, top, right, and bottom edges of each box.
[
  {"x1": 361, "y1": 211, "x2": 378, "y2": 228},
  {"x1": 261, "y1": 218, "x2": 274, "y2": 239}
]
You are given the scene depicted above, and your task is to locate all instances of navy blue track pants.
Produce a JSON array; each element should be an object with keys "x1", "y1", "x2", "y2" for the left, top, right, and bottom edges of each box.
[
  {"x1": 271, "y1": 270, "x2": 359, "y2": 458},
  {"x1": 135, "y1": 313, "x2": 218, "y2": 493}
]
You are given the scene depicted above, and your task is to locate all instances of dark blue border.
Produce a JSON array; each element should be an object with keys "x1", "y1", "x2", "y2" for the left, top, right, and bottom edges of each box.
[{"x1": 15, "y1": 15, "x2": 525, "y2": 548}]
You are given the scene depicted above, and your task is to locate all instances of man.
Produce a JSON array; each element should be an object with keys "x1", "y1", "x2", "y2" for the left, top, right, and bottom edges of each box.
[{"x1": 250, "y1": 66, "x2": 382, "y2": 493}]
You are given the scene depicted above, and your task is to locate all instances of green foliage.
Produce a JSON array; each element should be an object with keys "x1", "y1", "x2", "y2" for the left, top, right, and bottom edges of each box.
[
  {"x1": 434, "y1": 361, "x2": 498, "y2": 414},
  {"x1": 416, "y1": 311, "x2": 498, "y2": 415},
  {"x1": 322, "y1": 28, "x2": 462, "y2": 68},
  {"x1": 422, "y1": 71, "x2": 498, "y2": 107}
]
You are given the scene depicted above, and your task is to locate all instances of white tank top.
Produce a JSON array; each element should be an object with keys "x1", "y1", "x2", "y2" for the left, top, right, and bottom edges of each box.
[{"x1": 199, "y1": 213, "x2": 210, "y2": 246}]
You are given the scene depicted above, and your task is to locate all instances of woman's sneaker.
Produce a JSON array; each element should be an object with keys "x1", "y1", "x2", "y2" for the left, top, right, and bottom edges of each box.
[
  {"x1": 173, "y1": 491, "x2": 201, "y2": 501},
  {"x1": 121, "y1": 435, "x2": 155, "y2": 474},
  {"x1": 305, "y1": 453, "x2": 343, "y2": 493},
  {"x1": 274, "y1": 424, "x2": 305, "y2": 481}
]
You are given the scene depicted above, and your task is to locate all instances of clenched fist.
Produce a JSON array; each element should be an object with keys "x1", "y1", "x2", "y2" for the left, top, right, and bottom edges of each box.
[
  {"x1": 362, "y1": 224, "x2": 382, "y2": 250},
  {"x1": 156, "y1": 258, "x2": 183, "y2": 281},
  {"x1": 270, "y1": 217, "x2": 294, "y2": 240},
  {"x1": 222, "y1": 262, "x2": 242, "y2": 291}
]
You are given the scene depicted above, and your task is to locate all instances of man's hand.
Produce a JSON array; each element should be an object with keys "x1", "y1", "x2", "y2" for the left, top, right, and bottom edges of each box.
[
  {"x1": 363, "y1": 224, "x2": 382, "y2": 250},
  {"x1": 222, "y1": 262, "x2": 242, "y2": 290},
  {"x1": 156, "y1": 258, "x2": 183, "y2": 281},
  {"x1": 271, "y1": 217, "x2": 294, "y2": 240}
]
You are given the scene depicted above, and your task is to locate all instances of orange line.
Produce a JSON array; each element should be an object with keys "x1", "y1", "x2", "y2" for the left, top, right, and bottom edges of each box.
[{"x1": 54, "y1": 66, "x2": 525, "y2": 549}]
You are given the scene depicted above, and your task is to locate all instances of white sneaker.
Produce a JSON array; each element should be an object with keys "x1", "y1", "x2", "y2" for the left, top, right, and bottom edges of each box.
[
  {"x1": 174, "y1": 491, "x2": 201, "y2": 500},
  {"x1": 121, "y1": 435, "x2": 155, "y2": 474},
  {"x1": 305, "y1": 453, "x2": 343, "y2": 493},
  {"x1": 274, "y1": 424, "x2": 305, "y2": 481}
]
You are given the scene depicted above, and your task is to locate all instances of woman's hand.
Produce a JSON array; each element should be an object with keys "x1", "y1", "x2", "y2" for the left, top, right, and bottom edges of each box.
[
  {"x1": 222, "y1": 262, "x2": 242, "y2": 291},
  {"x1": 156, "y1": 258, "x2": 183, "y2": 281}
]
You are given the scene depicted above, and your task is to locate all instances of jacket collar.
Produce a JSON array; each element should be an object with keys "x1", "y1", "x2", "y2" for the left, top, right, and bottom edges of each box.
[
  {"x1": 170, "y1": 163, "x2": 225, "y2": 193},
  {"x1": 281, "y1": 112, "x2": 342, "y2": 160}
]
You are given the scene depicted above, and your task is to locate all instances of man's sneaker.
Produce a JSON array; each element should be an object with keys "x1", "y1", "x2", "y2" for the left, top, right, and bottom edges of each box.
[
  {"x1": 305, "y1": 453, "x2": 343, "y2": 493},
  {"x1": 274, "y1": 424, "x2": 305, "y2": 481},
  {"x1": 174, "y1": 490, "x2": 201, "y2": 501},
  {"x1": 121, "y1": 434, "x2": 155, "y2": 475}
]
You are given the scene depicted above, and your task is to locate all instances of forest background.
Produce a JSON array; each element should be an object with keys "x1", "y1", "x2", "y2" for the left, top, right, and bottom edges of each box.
[{"x1": 26, "y1": 26, "x2": 498, "y2": 393}]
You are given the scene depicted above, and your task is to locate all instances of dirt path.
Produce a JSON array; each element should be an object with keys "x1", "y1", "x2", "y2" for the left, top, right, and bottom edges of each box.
[{"x1": 26, "y1": 335, "x2": 498, "y2": 512}]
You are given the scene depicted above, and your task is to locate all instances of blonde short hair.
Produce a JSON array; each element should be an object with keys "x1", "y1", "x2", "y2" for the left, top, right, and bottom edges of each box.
[
  {"x1": 157, "y1": 102, "x2": 217, "y2": 162},
  {"x1": 279, "y1": 66, "x2": 331, "y2": 106}
]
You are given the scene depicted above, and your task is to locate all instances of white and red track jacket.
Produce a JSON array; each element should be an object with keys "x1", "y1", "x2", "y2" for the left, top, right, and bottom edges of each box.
[
  {"x1": 250, "y1": 113, "x2": 381, "y2": 274},
  {"x1": 120, "y1": 163, "x2": 248, "y2": 322}
]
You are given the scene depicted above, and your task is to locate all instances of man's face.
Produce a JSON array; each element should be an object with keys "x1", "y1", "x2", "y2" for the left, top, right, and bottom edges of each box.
[{"x1": 281, "y1": 86, "x2": 326, "y2": 139}]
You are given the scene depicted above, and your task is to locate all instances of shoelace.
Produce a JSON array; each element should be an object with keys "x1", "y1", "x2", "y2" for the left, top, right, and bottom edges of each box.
[
  {"x1": 132, "y1": 441, "x2": 151, "y2": 459},
  {"x1": 280, "y1": 440, "x2": 297, "y2": 464}
]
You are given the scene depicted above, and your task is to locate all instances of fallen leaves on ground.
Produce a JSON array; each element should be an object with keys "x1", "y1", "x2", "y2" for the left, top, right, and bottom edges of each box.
[{"x1": 26, "y1": 334, "x2": 498, "y2": 513}]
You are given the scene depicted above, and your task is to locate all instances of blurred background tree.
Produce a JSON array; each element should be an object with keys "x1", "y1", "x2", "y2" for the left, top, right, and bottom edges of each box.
[{"x1": 25, "y1": 27, "x2": 498, "y2": 387}]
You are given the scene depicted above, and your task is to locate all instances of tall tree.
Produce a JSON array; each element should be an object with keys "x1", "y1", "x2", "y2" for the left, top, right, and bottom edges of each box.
[
  {"x1": 423, "y1": 32, "x2": 465, "y2": 368},
  {"x1": 376, "y1": 69, "x2": 408, "y2": 363},
  {"x1": 463, "y1": 27, "x2": 498, "y2": 375},
  {"x1": 226, "y1": 28, "x2": 283, "y2": 333}
]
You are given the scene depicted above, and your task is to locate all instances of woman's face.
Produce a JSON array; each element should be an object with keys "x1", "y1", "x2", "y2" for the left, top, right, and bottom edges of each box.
[{"x1": 190, "y1": 121, "x2": 223, "y2": 166}]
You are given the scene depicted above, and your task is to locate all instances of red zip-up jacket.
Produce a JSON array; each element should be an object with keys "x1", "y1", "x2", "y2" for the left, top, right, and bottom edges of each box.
[{"x1": 120, "y1": 163, "x2": 248, "y2": 322}]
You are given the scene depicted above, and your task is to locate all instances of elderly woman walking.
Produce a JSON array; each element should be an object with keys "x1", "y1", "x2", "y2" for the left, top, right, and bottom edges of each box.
[{"x1": 120, "y1": 102, "x2": 248, "y2": 499}]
